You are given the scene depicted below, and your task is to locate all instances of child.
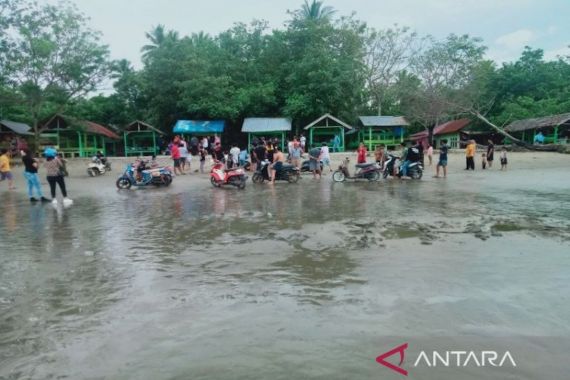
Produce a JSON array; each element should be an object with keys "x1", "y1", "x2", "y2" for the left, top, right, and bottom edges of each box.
[
  {"x1": 374, "y1": 145, "x2": 385, "y2": 168},
  {"x1": 357, "y1": 142, "x2": 367, "y2": 164},
  {"x1": 427, "y1": 145, "x2": 434, "y2": 166},
  {"x1": 435, "y1": 139, "x2": 449, "y2": 178},
  {"x1": 481, "y1": 153, "x2": 487, "y2": 170},
  {"x1": 0, "y1": 148, "x2": 15, "y2": 190},
  {"x1": 500, "y1": 148, "x2": 508, "y2": 170}
]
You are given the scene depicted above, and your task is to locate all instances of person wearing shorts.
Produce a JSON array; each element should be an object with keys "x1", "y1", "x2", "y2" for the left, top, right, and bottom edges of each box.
[
  {"x1": 308, "y1": 146, "x2": 322, "y2": 179},
  {"x1": 171, "y1": 140, "x2": 182, "y2": 176},
  {"x1": 435, "y1": 139, "x2": 449, "y2": 178}
]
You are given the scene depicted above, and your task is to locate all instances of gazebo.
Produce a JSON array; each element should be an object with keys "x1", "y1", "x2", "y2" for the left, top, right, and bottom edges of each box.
[
  {"x1": 173, "y1": 120, "x2": 225, "y2": 137},
  {"x1": 123, "y1": 120, "x2": 165, "y2": 157},
  {"x1": 241, "y1": 118, "x2": 292, "y2": 151},
  {"x1": 357, "y1": 116, "x2": 408, "y2": 150},
  {"x1": 0, "y1": 120, "x2": 33, "y2": 155},
  {"x1": 303, "y1": 114, "x2": 352, "y2": 152},
  {"x1": 40, "y1": 114, "x2": 121, "y2": 157},
  {"x1": 504, "y1": 113, "x2": 570, "y2": 145}
]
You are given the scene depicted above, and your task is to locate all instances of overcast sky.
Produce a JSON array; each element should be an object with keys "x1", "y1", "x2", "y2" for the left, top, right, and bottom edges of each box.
[{"x1": 61, "y1": 0, "x2": 568, "y2": 68}]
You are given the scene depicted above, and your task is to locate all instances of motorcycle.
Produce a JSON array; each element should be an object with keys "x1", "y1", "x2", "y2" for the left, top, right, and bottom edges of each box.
[
  {"x1": 252, "y1": 160, "x2": 300, "y2": 184},
  {"x1": 332, "y1": 157, "x2": 381, "y2": 182},
  {"x1": 210, "y1": 161, "x2": 248, "y2": 189},
  {"x1": 300, "y1": 159, "x2": 323, "y2": 173},
  {"x1": 87, "y1": 157, "x2": 111, "y2": 177},
  {"x1": 399, "y1": 161, "x2": 423, "y2": 179},
  {"x1": 382, "y1": 154, "x2": 423, "y2": 180},
  {"x1": 383, "y1": 154, "x2": 399, "y2": 179},
  {"x1": 116, "y1": 159, "x2": 173, "y2": 189}
]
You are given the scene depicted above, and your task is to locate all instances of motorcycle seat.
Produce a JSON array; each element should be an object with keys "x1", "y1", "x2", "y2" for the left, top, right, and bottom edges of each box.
[{"x1": 355, "y1": 163, "x2": 374, "y2": 168}]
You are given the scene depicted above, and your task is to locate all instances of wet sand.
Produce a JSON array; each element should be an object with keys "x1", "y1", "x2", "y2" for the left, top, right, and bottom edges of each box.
[{"x1": 1, "y1": 151, "x2": 569, "y2": 379}]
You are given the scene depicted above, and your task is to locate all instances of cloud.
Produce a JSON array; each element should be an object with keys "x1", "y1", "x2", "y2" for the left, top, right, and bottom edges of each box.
[
  {"x1": 544, "y1": 46, "x2": 570, "y2": 61},
  {"x1": 495, "y1": 29, "x2": 536, "y2": 50}
]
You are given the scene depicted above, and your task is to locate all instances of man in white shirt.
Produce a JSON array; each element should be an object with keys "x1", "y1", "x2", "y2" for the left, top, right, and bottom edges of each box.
[
  {"x1": 300, "y1": 134, "x2": 306, "y2": 153},
  {"x1": 229, "y1": 144, "x2": 240, "y2": 168},
  {"x1": 320, "y1": 142, "x2": 332, "y2": 173}
]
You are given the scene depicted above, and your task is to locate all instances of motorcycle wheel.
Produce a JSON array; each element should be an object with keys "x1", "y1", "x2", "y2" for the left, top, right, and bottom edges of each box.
[
  {"x1": 332, "y1": 171, "x2": 346, "y2": 182},
  {"x1": 368, "y1": 171, "x2": 380, "y2": 181},
  {"x1": 163, "y1": 174, "x2": 173, "y2": 186},
  {"x1": 210, "y1": 176, "x2": 222, "y2": 188},
  {"x1": 252, "y1": 173, "x2": 264, "y2": 184},
  {"x1": 116, "y1": 177, "x2": 132, "y2": 190},
  {"x1": 287, "y1": 172, "x2": 300, "y2": 183},
  {"x1": 383, "y1": 169, "x2": 389, "y2": 179},
  {"x1": 411, "y1": 170, "x2": 423, "y2": 180},
  {"x1": 87, "y1": 168, "x2": 97, "y2": 177},
  {"x1": 238, "y1": 178, "x2": 246, "y2": 189}
]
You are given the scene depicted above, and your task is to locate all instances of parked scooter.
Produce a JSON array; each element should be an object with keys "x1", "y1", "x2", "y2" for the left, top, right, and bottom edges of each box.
[
  {"x1": 252, "y1": 159, "x2": 300, "y2": 183},
  {"x1": 383, "y1": 154, "x2": 399, "y2": 178},
  {"x1": 116, "y1": 159, "x2": 173, "y2": 189},
  {"x1": 332, "y1": 157, "x2": 381, "y2": 182},
  {"x1": 87, "y1": 157, "x2": 111, "y2": 177},
  {"x1": 210, "y1": 161, "x2": 248, "y2": 189}
]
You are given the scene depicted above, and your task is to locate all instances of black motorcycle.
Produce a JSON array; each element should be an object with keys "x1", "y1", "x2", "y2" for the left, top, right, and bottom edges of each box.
[{"x1": 252, "y1": 160, "x2": 300, "y2": 183}]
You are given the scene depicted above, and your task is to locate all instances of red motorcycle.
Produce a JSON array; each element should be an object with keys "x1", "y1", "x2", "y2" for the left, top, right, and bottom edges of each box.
[{"x1": 210, "y1": 161, "x2": 248, "y2": 189}]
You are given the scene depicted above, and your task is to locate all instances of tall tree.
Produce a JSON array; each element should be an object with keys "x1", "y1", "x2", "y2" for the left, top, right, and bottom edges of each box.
[
  {"x1": 296, "y1": 0, "x2": 336, "y2": 22},
  {"x1": 0, "y1": 1, "x2": 110, "y2": 146},
  {"x1": 141, "y1": 24, "x2": 180, "y2": 62}
]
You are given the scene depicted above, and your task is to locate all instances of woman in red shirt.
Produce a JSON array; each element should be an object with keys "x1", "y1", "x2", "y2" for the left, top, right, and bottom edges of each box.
[{"x1": 357, "y1": 143, "x2": 367, "y2": 164}]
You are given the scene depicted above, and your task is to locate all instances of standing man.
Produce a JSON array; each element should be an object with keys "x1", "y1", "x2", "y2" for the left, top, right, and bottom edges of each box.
[
  {"x1": 333, "y1": 134, "x2": 341, "y2": 152},
  {"x1": 171, "y1": 138, "x2": 183, "y2": 176},
  {"x1": 229, "y1": 144, "x2": 240, "y2": 168},
  {"x1": 300, "y1": 134, "x2": 307, "y2": 153},
  {"x1": 465, "y1": 140, "x2": 476, "y2": 170},
  {"x1": 269, "y1": 146, "x2": 285, "y2": 184},
  {"x1": 290, "y1": 142, "x2": 302, "y2": 169},
  {"x1": 308, "y1": 145, "x2": 322, "y2": 179},
  {"x1": 435, "y1": 139, "x2": 449, "y2": 178},
  {"x1": 486, "y1": 140, "x2": 495, "y2": 169},
  {"x1": 0, "y1": 148, "x2": 15, "y2": 190}
]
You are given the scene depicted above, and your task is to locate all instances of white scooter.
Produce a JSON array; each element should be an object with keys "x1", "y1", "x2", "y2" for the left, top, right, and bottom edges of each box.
[{"x1": 87, "y1": 157, "x2": 112, "y2": 177}]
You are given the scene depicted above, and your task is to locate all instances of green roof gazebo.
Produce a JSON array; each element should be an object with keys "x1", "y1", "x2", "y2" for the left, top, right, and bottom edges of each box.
[
  {"x1": 123, "y1": 120, "x2": 165, "y2": 156},
  {"x1": 242, "y1": 118, "x2": 292, "y2": 151},
  {"x1": 40, "y1": 114, "x2": 121, "y2": 157},
  {"x1": 303, "y1": 113, "x2": 352, "y2": 152},
  {"x1": 358, "y1": 116, "x2": 408, "y2": 151}
]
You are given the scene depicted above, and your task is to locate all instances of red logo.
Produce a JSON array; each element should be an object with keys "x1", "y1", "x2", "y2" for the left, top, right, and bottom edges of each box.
[{"x1": 376, "y1": 343, "x2": 409, "y2": 376}]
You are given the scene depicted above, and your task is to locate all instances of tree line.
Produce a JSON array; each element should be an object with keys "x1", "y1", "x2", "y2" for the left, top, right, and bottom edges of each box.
[{"x1": 1, "y1": 0, "x2": 569, "y2": 145}]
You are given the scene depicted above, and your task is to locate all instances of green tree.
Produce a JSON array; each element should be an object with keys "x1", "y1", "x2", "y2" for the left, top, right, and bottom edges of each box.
[
  {"x1": 0, "y1": 1, "x2": 110, "y2": 146},
  {"x1": 295, "y1": 0, "x2": 336, "y2": 22}
]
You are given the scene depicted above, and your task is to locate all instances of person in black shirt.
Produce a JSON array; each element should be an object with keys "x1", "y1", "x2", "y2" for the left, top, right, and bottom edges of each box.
[
  {"x1": 254, "y1": 143, "x2": 267, "y2": 164},
  {"x1": 212, "y1": 142, "x2": 225, "y2": 162},
  {"x1": 21, "y1": 149, "x2": 49, "y2": 202}
]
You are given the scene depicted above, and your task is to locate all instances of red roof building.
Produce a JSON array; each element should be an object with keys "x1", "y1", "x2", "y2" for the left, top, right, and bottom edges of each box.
[{"x1": 410, "y1": 119, "x2": 471, "y2": 149}]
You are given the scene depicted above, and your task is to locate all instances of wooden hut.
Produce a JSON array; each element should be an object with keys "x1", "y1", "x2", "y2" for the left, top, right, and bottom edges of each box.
[
  {"x1": 0, "y1": 120, "x2": 33, "y2": 155},
  {"x1": 357, "y1": 116, "x2": 408, "y2": 150},
  {"x1": 241, "y1": 118, "x2": 292, "y2": 151},
  {"x1": 40, "y1": 114, "x2": 121, "y2": 157},
  {"x1": 303, "y1": 114, "x2": 352, "y2": 152},
  {"x1": 123, "y1": 120, "x2": 165, "y2": 156},
  {"x1": 410, "y1": 119, "x2": 471, "y2": 149},
  {"x1": 504, "y1": 113, "x2": 570, "y2": 145}
]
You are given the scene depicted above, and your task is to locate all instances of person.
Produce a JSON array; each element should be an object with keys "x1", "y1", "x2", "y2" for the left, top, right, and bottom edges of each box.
[
  {"x1": 401, "y1": 142, "x2": 420, "y2": 178},
  {"x1": 171, "y1": 139, "x2": 183, "y2": 176},
  {"x1": 0, "y1": 148, "x2": 15, "y2": 190},
  {"x1": 534, "y1": 131, "x2": 545, "y2": 144},
  {"x1": 435, "y1": 139, "x2": 449, "y2": 178},
  {"x1": 333, "y1": 134, "x2": 341, "y2": 153},
  {"x1": 356, "y1": 142, "x2": 367, "y2": 164},
  {"x1": 289, "y1": 142, "x2": 302, "y2": 169},
  {"x1": 320, "y1": 142, "x2": 332, "y2": 173},
  {"x1": 500, "y1": 148, "x2": 508, "y2": 170},
  {"x1": 486, "y1": 140, "x2": 494, "y2": 169},
  {"x1": 300, "y1": 134, "x2": 307, "y2": 153},
  {"x1": 416, "y1": 140, "x2": 424, "y2": 166},
  {"x1": 238, "y1": 148, "x2": 249, "y2": 168},
  {"x1": 250, "y1": 143, "x2": 258, "y2": 172},
  {"x1": 374, "y1": 145, "x2": 385, "y2": 168},
  {"x1": 202, "y1": 136, "x2": 209, "y2": 153},
  {"x1": 465, "y1": 140, "x2": 476, "y2": 170},
  {"x1": 198, "y1": 146, "x2": 207, "y2": 173},
  {"x1": 229, "y1": 144, "x2": 240, "y2": 168},
  {"x1": 21, "y1": 149, "x2": 49, "y2": 202},
  {"x1": 43, "y1": 148, "x2": 72, "y2": 205},
  {"x1": 427, "y1": 144, "x2": 434, "y2": 166},
  {"x1": 481, "y1": 153, "x2": 487, "y2": 170},
  {"x1": 95, "y1": 150, "x2": 107, "y2": 166},
  {"x1": 269, "y1": 146, "x2": 285, "y2": 184},
  {"x1": 190, "y1": 136, "x2": 199, "y2": 155},
  {"x1": 179, "y1": 139, "x2": 189, "y2": 173},
  {"x1": 308, "y1": 145, "x2": 322, "y2": 179},
  {"x1": 266, "y1": 140, "x2": 275, "y2": 163},
  {"x1": 212, "y1": 141, "x2": 225, "y2": 163},
  {"x1": 253, "y1": 142, "x2": 267, "y2": 167}
]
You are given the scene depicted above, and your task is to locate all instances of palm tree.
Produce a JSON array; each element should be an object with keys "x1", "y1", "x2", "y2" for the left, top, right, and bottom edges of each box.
[
  {"x1": 297, "y1": 0, "x2": 336, "y2": 21},
  {"x1": 141, "y1": 25, "x2": 179, "y2": 60}
]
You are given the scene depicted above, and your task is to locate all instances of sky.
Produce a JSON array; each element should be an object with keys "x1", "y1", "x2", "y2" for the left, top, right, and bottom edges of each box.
[{"x1": 58, "y1": 0, "x2": 569, "y2": 68}]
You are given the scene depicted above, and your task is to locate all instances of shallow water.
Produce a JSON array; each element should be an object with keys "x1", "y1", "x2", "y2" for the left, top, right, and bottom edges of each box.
[{"x1": 1, "y1": 165, "x2": 569, "y2": 379}]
